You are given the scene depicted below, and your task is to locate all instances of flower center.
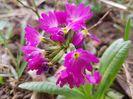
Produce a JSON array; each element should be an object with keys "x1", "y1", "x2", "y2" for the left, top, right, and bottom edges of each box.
[
  {"x1": 73, "y1": 52, "x2": 80, "y2": 59},
  {"x1": 81, "y1": 29, "x2": 90, "y2": 36},
  {"x1": 73, "y1": 19, "x2": 77, "y2": 22},
  {"x1": 62, "y1": 27, "x2": 69, "y2": 34}
]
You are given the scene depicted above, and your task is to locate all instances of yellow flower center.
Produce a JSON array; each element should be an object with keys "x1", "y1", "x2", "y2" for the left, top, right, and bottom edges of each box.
[
  {"x1": 73, "y1": 52, "x2": 80, "y2": 59},
  {"x1": 81, "y1": 29, "x2": 90, "y2": 37},
  {"x1": 73, "y1": 19, "x2": 77, "y2": 22},
  {"x1": 62, "y1": 27, "x2": 69, "y2": 34}
]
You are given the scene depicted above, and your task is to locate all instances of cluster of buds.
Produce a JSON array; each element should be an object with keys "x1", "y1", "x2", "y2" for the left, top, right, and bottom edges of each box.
[{"x1": 22, "y1": 3, "x2": 101, "y2": 88}]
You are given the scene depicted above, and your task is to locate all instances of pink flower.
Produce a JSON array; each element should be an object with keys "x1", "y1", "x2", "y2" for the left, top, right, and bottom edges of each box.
[
  {"x1": 56, "y1": 70, "x2": 85, "y2": 88},
  {"x1": 72, "y1": 29, "x2": 100, "y2": 46},
  {"x1": 22, "y1": 46, "x2": 48, "y2": 74},
  {"x1": 39, "y1": 12, "x2": 59, "y2": 33},
  {"x1": 56, "y1": 49, "x2": 99, "y2": 88},
  {"x1": 64, "y1": 48, "x2": 99, "y2": 73},
  {"x1": 25, "y1": 25, "x2": 43, "y2": 46},
  {"x1": 72, "y1": 31, "x2": 84, "y2": 46},
  {"x1": 39, "y1": 12, "x2": 66, "y2": 42},
  {"x1": 66, "y1": 3, "x2": 93, "y2": 25},
  {"x1": 86, "y1": 71, "x2": 102, "y2": 84},
  {"x1": 55, "y1": 11, "x2": 67, "y2": 25},
  {"x1": 50, "y1": 31, "x2": 65, "y2": 42}
]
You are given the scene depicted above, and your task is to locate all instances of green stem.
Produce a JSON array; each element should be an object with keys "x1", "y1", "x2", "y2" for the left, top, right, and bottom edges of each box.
[
  {"x1": 65, "y1": 31, "x2": 74, "y2": 47},
  {"x1": 82, "y1": 85, "x2": 93, "y2": 99},
  {"x1": 42, "y1": 37, "x2": 56, "y2": 45},
  {"x1": 51, "y1": 49, "x2": 65, "y2": 64}
]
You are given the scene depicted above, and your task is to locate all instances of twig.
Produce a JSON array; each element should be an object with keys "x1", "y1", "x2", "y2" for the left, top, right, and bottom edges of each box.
[
  {"x1": 32, "y1": 0, "x2": 40, "y2": 18},
  {"x1": 88, "y1": 9, "x2": 112, "y2": 31},
  {"x1": 99, "y1": 0, "x2": 127, "y2": 11},
  {"x1": 123, "y1": 63, "x2": 133, "y2": 99},
  {"x1": 17, "y1": 0, "x2": 40, "y2": 18}
]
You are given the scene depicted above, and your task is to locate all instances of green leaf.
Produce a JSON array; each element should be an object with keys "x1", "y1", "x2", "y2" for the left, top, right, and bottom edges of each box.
[
  {"x1": 80, "y1": 84, "x2": 93, "y2": 99},
  {"x1": 10, "y1": 65, "x2": 19, "y2": 80},
  {"x1": 18, "y1": 62, "x2": 27, "y2": 78},
  {"x1": 105, "y1": 88, "x2": 124, "y2": 99},
  {"x1": 124, "y1": 18, "x2": 131, "y2": 41},
  {"x1": 0, "y1": 33, "x2": 5, "y2": 44},
  {"x1": 19, "y1": 81, "x2": 84, "y2": 99},
  {"x1": 0, "y1": 76, "x2": 4, "y2": 84},
  {"x1": 94, "y1": 39, "x2": 131, "y2": 99},
  {"x1": 16, "y1": 22, "x2": 27, "y2": 78}
]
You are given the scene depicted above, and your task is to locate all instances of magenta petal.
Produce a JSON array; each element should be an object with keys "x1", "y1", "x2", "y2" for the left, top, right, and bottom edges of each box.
[
  {"x1": 72, "y1": 32, "x2": 84, "y2": 46},
  {"x1": 90, "y1": 34, "x2": 100, "y2": 43},
  {"x1": 25, "y1": 25, "x2": 42, "y2": 46},
  {"x1": 56, "y1": 70, "x2": 84, "y2": 88},
  {"x1": 22, "y1": 45, "x2": 48, "y2": 74},
  {"x1": 65, "y1": 3, "x2": 93, "y2": 31},
  {"x1": 55, "y1": 11, "x2": 67, "y2": 25},
  {"x1": 66, "y1": 3, "x2": 93, "y2": 23},
  {"x1": 39, "y1": 12, "x2": 58, "y2": 32},
  {"x1": 50, "y1": 32, "x2": 65, "y2": 42},
  {"x1": 60, "y1": 48, "x2": 100, "y2": 88},
  {"x1": 86, "y1": 71, "x2": 102, "y2": 84},
  {"x1": 22, "y1": 46, "x2": 40, "y2": 55},
  {"x1": 80, "y1": 51, "x2": 99, "y2": 63}
]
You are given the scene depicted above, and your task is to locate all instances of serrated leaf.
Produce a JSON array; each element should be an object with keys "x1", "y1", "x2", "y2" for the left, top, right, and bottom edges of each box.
[
  {"x1": 19, "y1": 81, "x2": 84, "y2": 99},
  {"x1": 95, "y1": 38, "x2": 131, "y2": 99}
]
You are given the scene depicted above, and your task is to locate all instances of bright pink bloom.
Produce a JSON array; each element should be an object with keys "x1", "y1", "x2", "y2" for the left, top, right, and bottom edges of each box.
[
  {"x1": 25, "y1": 25, "x2": 42, "y2": 46},
  {"x1": 56, "y1": 70, "x2": 85, "y2": 88},
  {"x1": 56, "y1": 49, "x2": 99, "y2": 88},
  {"x1": 50, "y1": 31, "x2": 65, "y2": 42},
  {"x1": 72, "y1": 31, "x2": 84, "y2": 46},
  {"x1": 39, "y1": 12, "x2": 59, "y2": 33},
  {"x1": 22, "y1": 46, "x2": 48, "y2": 74},
  {"x1": 66, "y1": 3, "x2": 93, "y2": 25},
  {"x1": 86, "y1": 71, "x2": 102, "y2": 84},
  {"x1": 55, "y1": 11, "x2": 67, "y2": 25},
  {"x1": 64, "y1": 48, "x2": 99, "y2": 73},
  {"x1": 39, "y1": 12, "x2": 66, "y2": 42},
  {"x1": 72, "y1": 29, "x2": 100, "y2": 46}
]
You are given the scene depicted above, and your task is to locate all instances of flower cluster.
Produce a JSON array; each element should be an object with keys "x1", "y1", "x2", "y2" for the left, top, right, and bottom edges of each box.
[
  {"x1": 38, "y1": 3, "x2": 99, "y2": 46},
  {"x1": 56, "y1": 49, "x2": 101, "y2": 88},
  {"x1": 22, "y1": 3, "x2": 101, "y2": 88},
  {"x1": 22, "y1": 25, "x2": 48, "y2": 75}
]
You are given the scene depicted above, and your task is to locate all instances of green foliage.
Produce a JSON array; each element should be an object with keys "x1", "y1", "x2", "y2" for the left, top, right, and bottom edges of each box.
[
  {"x1": 18, "y1": 62, "x2": 27, "y2": 78},
  {"x1": 0, "y1": 19, "x2": 27, "y2": 79},
  {"x1": 105, "y1": 88, "x2": 124, "y2": 99},
  {"x1": 116, "y1": 0, "x2": 125, "y2": 4},
  {"x1": 19, "y1": 81, "x2": 84, "y2": 99},
  {"x1": 0, "y1": 76, "x2": 4, "y2": 85},
  {"x1": 0, "y1": 33, "x2": 5, "y2": 44},
  {"x1": 19, "y1": 38, "x2": 131, "y2": 99},
  {"x1": 94, "y1": 39, "x2": 131, "y2": 99},
  {"x1": 124, "y1": 18, "x2": 131, "y2": 41},
  {"x1": 16, "y1": 22, "x2": 27, "y2": 78},
  {"x1": 92, "y1": 0, "x2": 102, "y2": 13}
]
